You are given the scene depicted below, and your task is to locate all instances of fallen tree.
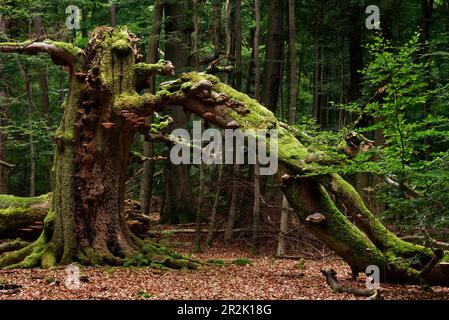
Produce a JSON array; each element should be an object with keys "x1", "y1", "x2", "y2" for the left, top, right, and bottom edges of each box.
[
  {"x1": 0, "y1": 27, "x2": 448, "y2": 286},
  {"x1": 0, "y1": 194, "x2": 150, "y2": 239}
]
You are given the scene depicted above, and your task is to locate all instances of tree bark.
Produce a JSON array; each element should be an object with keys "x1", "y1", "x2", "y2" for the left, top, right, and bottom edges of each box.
[
  {"x1": 262, "y1": 0, "x2": 285, "y2": 113},
  {"x1": 287, "y1": 0, "x2": 298, "y2": 125},
  {"x1": 224, "y1": 0, "x2": 232, "y2": 84},
  {"x1": 34, "y1": 15, "x2": 53, "y2": 189},
  {"x1": 312, "y1": 32, "x2": 322, "y2": 122},
  {"x1": 0, "y1": 14, "x2": 8, "y2": 195},
  {"x1": 206, "y1": 163, "x2": 223, "y2": 245},
  {"x1": 213, "y1": 0, "x2": 222, "y2": 58},
  {"x1": 252, "y1": 162, "x2": 261, "y2": 253},
  {"x1": 254, "y1": 0, "x2": 261, "y2": 100},
  {"x1": 161, "y1": 0, "x2": 196, "y2": 224},
  {"x1": 276, "y1": 196, "x2": 289, "y2": 257},
  {"x1": 0, "y1": 27, "x2": 191, "y2": 268},
  {"x1": 139, "y1": 0, "x2": 164, "y2": 214},
  {"x1": 224, "y1": 163, "x2": 239, "y2": 242},
  {"x1": 234, "y1": 0, "x2": 242, "y2": 91},
  {"x1": 109, "y1": 2, "x2": 117, "y2": 27},
  {"x1": 348, "y1": 2, "x2": 363, "y2": 103}
]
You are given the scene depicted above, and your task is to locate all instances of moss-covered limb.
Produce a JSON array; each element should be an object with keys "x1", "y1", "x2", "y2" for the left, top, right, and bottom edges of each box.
[
  {"x1": 113, "y1": 89, "x2": 182, "y2": 115},
  {"x1": 0, "y1": 194, "x2": 50, "y2": 238},
  {"x1": 282, "y1": 176, "x2": 388, "y2": 274},
  {"x1": 0, "y1": 239, "x2": 29, "y2": 255},
  {"x1": 134, "y1": 60, "x2": 175, "y2": 78},
  {"x1": 0, "y1": 41, "x2": 83, "y2": 68},
  {"x1": 321, "y1": 174, "x2": 434, "y2": 261},
  {"x1": 0, "y1": 194, "x2": 152, "y2": 240},
  {"x1": 321, "y1": 269, "x2": 377, "y2": 298},
  {"x1": 0, "y1": 194, "x2": 49, "y2": 209},
  {"x1": 170, "y1": 74, "x2": 447, "y2": 283},
  {"x1": 282, "y1": 175, "x2": 430, "y2": 283}
]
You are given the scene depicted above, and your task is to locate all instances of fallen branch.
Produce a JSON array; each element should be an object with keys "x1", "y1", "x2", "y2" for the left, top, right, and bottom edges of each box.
[
  {"x1": 321, "y1": 269, "x2": 382, "y2": 300},
  {"x1": 0, "y1": 160, "x2": 15, "y2": 169},
  {"x1": 401, "y1": 236, "x2": 449, "y2": 250},
  {"x1": 0, "y1": 239, "x2": 29, "y2": 254},
  {"x1": 0, "y1": 280, "x2": 21, "y2": 295}
]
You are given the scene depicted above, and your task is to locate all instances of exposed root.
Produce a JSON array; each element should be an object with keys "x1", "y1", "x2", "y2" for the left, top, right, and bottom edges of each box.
[{"x1": 0, "y1": 236, "x2": 199, "y2": 270}]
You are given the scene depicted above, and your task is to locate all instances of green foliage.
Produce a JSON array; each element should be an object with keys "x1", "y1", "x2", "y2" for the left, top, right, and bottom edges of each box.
[
  {"x1": 137, "y1": 290, "x2": 154, "y2": 299},
  {"x1": 206, "y1": 259, "x2": 226, "y2": 266},
  {"x1": 339, "y1": 33, "x2": 449, "y2": 235},
  {"x1": 294, "y1": 258, "x2": 306, "y2": 270}
]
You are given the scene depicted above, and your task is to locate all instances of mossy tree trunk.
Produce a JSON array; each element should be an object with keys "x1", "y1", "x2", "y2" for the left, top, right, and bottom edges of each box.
[
  {"x1": 147, "y1": 71, "x2": 449, "y2": 286},
  {"x1": 0, "y1": 26, "x2": 448, "y2": 286},
  {"x1": 0, "y1": 27, "x2": 180, "y2": 268}
]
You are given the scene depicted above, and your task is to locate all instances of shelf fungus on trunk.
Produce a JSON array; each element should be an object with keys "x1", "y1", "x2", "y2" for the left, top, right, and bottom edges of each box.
[
  {"x1": 305, "y1": 213, "x2": 327, "y2": 224},
  {"x1": 1, "y1": 26, "x2": 449, "y2": 287}
]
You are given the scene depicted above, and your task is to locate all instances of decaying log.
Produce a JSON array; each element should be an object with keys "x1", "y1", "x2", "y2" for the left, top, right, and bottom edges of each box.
[
  {"x1": 0, "y1": 195, "x2": 151, "y2": 239},
  {"x1": 0, "y1": 239, "x2": 29, "y2": 254},
  {"x1": 321, "y1": 269, "x2": 382, "y2": 300}
]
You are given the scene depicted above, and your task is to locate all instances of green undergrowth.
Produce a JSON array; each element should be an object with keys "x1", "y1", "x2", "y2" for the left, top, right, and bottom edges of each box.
[{"x1": 122, "y1": 243, "x2": 200, "y2": 270}]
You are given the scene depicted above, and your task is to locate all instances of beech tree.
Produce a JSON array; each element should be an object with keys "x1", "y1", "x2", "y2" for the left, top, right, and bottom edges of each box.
[{"x1": 0, "y1": 26, "x2": 448, "y2": 287}]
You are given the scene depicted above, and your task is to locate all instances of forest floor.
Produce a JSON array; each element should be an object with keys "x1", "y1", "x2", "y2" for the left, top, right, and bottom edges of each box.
[{"x1": 1, "y1": 231, "x2": 449, "y2": 300}]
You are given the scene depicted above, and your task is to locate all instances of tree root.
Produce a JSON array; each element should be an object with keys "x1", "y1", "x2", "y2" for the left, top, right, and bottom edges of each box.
[
  {"x1": 0, "y1": 236, "x2": 200, "y2": 270},
  {"x1": 321, "y1": 269, "x2": 383, "y2": 300}
]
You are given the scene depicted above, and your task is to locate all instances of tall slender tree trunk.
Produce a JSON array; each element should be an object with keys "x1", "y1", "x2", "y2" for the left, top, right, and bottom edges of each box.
[
  {"x1": 206, "y1": 162, "x2": 224, "y2": 246},
  {"x1": 287, "y1": 0, "x2": 298, "y2": 125},
  {"x1": 262, "y1": 0, "x2": 285, "y2": 113},
  {"x1": 224, "y1": 163, "x2": 239, "y2": 242},
  {"x1": 19, "y1": 64, "x2": 36, "y2": 197},
  {"x1": 194, "y1": 118, "x2": 205, "y2": 253},
  {"x1": 312, "y1": 42, "x2": 322, "y2": 122},
  {"x1": 421, "y1": 0, "x2": 434, "y2": 160},
  {"x1": 82, "y1": 7, "x2": 89, "y2": 38},
  {"x1": 213, "y1": 0, "x2": 222, "y2": 58},
  {"x1": 252, "y1": 162, "x2": 261, "y2": 253},
  {"x1": 245, "y1": 28, "x2": 255, "y2": 94},
  {"x1": 348, "y1": 3, "x2": 362, "y2": 103},
  {"x1": 34, "y1": 16, "x2": 52, "y2": 186},
  {"x1": 234, "y1": 0, "x2": 242, "y2": 91},
  {"x1": 276, "y1": 196, "x2": 289, "y2": 257},
  {"x1": 225, "y1": 0, "x2": 232, "y2": 84},
  {"x1": 193, "y1": 1, "x2": 203, "y2": 252},
  {"x1": 0, "y1": 15, "x2": 8, "y2": 194},
  {"x1": 109, "y1": 2, "x2": 117, "y2": 27},
  {"x1": 139, "y1": 0, "x2": 164, "y2": 214},
  {"x1": 161, "y1": 0, "x2": 196, "y2": 224},
  {"x1": 254, "y1": 0, "x2": 261, "y2": 101}
]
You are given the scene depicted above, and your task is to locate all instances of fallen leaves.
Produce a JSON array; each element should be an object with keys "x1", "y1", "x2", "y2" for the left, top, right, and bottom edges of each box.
[{"x1": 0, "y1": 239, "x2": 448, "y2": 300}]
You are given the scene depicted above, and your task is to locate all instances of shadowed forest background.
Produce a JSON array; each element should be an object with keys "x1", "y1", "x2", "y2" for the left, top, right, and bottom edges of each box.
[{"x1": 0, "y1": 0, "x2": 449, "y2": 300}]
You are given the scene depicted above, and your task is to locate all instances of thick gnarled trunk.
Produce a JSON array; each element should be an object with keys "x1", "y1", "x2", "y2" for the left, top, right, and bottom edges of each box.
[
  {"x1": 0, "y1": 27, "x2": 186, "y2": 268},
  {"x1": 0, "y1": 26, "x2": 448, "y2": 288}
]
